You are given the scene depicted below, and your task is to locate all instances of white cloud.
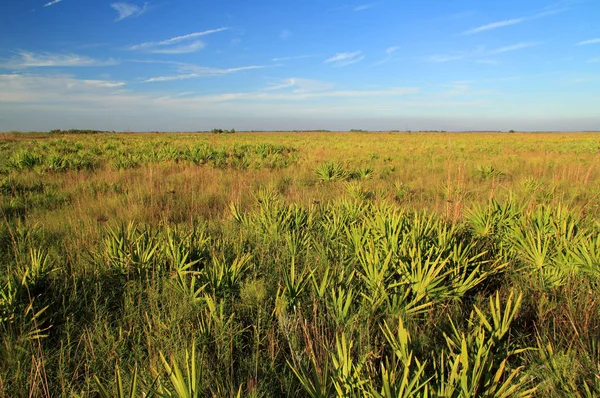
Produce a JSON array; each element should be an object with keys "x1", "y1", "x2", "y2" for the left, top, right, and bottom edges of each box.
[
  {"x1": 186, "y1": 87, "x2": 419, "y2": 102},
  {"x1": 148, "y1": 41, "x2": 205, "y2": 54},
  {"x1": 262, "y1": 78, "x2": 334, "y2": 92},
  {"x1": 262, "y1": 79, "x2": 296, "y2": 91},
  {"x1": 354, "y1": 3, "x2": 375, "y2": 11},
  {"x1": 142, "y1": 65, "x2": 264, "y2": 82},
  {"x1": 463, "y1": 18, "x2": 525, "y2": 35},
  {"x1": 271, "y1": 54, "x2": 316, "y2": 62},
  {"x1": 5, "y1": 73, "x2": 598, "y2": 132},
  {"x1": 155, "y1": 29, "x2": 228, "y2": 47},
  {"x1": 577, "y1": 38, "x2": 600, "y2": 46},
  {"x1": 426, "y1": 42, "x2": 540, "y2": 64},
  {"x1": 0, "y1": 74, "x2": 125, "y2": 103},
  {"x1": 142, "y1": 74, "x2": 197, "y2": 82},
  {"x1": 534, "y1": 8, "x2": 567, "y2": 19},
  {"x1": 371, "y1": 47, "x2": 401, "y2": 66},
  {"x1": 489, "y1": 42, "x2": 541, "y2": 54},
  {"x1": 0, "y1": 51, "x2": 116, "y2": 68},
  {"x1": 43, "y1": 0, "x2": 62, "y2": 7},
  {"x1": 462, "y1": 7, "x2": 566, "y2": 35},
  {"x1": 111, "y1": 2, "x2": 148, "y2": 22},
  {"x1": 128, "y1": 28, "x2": 227, "y2": 53},
  {"x1": 325, "y1": 51, "x2": 365, "y2": 66},
  {"x1": 428, "y1": 54, "x2": 464, "y2": 63},
  {"x1": 0, "y1": 73, "x2": 418, "y2": 106}
]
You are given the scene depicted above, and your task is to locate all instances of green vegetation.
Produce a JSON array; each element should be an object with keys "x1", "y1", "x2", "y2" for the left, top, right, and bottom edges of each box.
[
  {"x1": 1, "y1": 131, "x2": 600, "y2": 397},
  {"x1": 49, "y1": 129, "x2": 113, "y2": 135},
  {"x1": 212, "y1": 128, "x2": 237, "y2": 134}
]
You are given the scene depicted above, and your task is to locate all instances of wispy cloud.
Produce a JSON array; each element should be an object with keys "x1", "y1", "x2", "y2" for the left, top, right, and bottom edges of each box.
[
  {"x1": 576, "y1": 38, "x2": 600, "y2": 46},
  {"x1": 151, "y1": 29, "x2": 227, "y2": 47},
  {"x1": 0, "y1": 74, "x2": 126, "y2": 103},
  {"x1": 386, "y1": 46, "x2": 400, "y2": 55},
  {"x1": 463, "y1": 18, "x2": 525, "y2": 35},
  {"x1": 142, "y1": 65, "x2": 264, "y2": 82},
  {"x1": 0, "y1": 73, "x2": 415, "y2": 107},
  {"x1": 325, "y1": 51, "x2": 364, "y2": 66},
  {"x1": 280, "y1": 30, "x2": 292, "y2": 39},
  {"x1": 354, "y1": 3, "x2": 375, "y2": 11},
  {"x1": 426, "y1": 42, "x2": 540, "y2": 63},
  {"x1": 434, "y1": 83, "x2": 491, "y2": 98},
  {"x1": 111, "y1": 2, "x2": 149, "y2": 22},
  {"x1": 371, "y1": 47, "x2": 401, "y2": 66},
  {"x1": 128, "y1": 28, "x2": 227, "y2": 53},
  {"x1": 428, "y1": 54, "x2": 464, "y2": 63},
  {"x1": 146, "y1": 41, "x2": 205, "y2": 54},
  {"x1": 271, "y1": 54, "x2": 316, "y2": 62},
  {"x1": 462, "y1": 7, "x2": 566, "y2": 35},
  {"x1": 489, "y1": 42, "x2": 541, "y2": 54},
  {"x1": 0, "y1": 51, "x2": 116, "y2": 68},
  {"x1": 262, "y1": 78, "x2": 334, "y2": 92},
  {"x1": 194, "y1": 87, "x2": 420, "y2": 102},
  {"x1": 564, "y1": 73, "x2": 600, "y2": 84},
  {"x1": 43, "y1": 0, "x2": 62, "y2": 7}
]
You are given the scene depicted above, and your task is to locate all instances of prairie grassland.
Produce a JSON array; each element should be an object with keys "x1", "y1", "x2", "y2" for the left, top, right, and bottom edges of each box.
[{"x1": 1, "y1": 131, "x2": 600, "y2": 397}]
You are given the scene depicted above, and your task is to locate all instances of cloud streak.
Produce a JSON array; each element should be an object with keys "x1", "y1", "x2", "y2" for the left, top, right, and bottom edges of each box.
[
  {"x1": 354, "y1": 3, "x2": 375, "y2": 11},
  {"x1": 271, "y1": 55, "x2": 316, "y2": 62},
  {"x1": 462, "y1": 7, "x2": 566, "y2": 35},
  {"x1": 325, "y1": 51, "x2": 364, "y2": 66},
  {"x1": 489, "y1": 42, "x2": 541, "y2": 54},
  {"x1": 577, "y1": 38, "x2": 600, "y2": 46},
  {"x1": 43, "y1": 0, "x2": 62, "y2": 7},
  {"x1": 0, "y1": 74, "x2": 126, "y2": 103},
  {"x1": 428, "y1": 54, "x2": 464, "y2": 63},
  {"x1": 463, "y1": 18, "x2": 525, "y2": 34},
  {"x1": 262, "y1": 78, "x2": 334, "y2": 92},
  {"x1": 182, "y1": 87, "x2": 420, "y2": 102},
  {"x1": 111, "y1": 2, "x2": 149, "y2": 22},
  {"x1": 427, "y1": 42, "x2": 541, "y2": 63},
  {"x1": 128, "y1": 28, "x2": 227, "y2": 53},
  {"x1": 0, "y1": 51, "x2": 116, "y2": 68},
  {"x1": 142, "y1": 65, "x2": 264, "y2": 82},
  {"x1": 147, "y1": 41, "x2": 205, "y2": 54}
]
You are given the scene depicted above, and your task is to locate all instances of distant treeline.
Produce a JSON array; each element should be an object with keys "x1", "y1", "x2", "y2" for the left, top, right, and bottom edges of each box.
[
  {"x1": 49, "y1": 129, "x2": 114, "y2": 134},
  {"x1": 41, "y1": 129, "x2": 533, "y2": 135}
]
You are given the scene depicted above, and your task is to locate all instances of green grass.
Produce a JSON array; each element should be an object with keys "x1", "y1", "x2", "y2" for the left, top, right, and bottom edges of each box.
[{"x1": 1, "y1": 131, "x2": 600, "y2": 397}]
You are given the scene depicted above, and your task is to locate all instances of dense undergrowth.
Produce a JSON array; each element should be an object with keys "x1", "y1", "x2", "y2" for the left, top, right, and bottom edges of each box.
[
  {"x1": 1, "y1": 137, "x2": 296, "y2": 173},
  {"x1": 1, "y1": 132, "x2": 600, "y2": 397}
]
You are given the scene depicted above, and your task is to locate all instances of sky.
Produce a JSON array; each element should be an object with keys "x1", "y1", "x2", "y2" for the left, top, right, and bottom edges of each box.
[{"x1": 0, "y1": 0, "x2": 599, "y2": 132}]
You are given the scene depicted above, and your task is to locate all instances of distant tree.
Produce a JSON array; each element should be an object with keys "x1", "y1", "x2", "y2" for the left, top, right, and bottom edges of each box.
[{"x1": 212, "y1": 128, "x2": 236, "y2": 134}]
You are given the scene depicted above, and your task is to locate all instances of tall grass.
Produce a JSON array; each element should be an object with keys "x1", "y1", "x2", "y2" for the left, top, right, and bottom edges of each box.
[{"x1": 1, "y1": 132, "x2": 600, "y2": 396}]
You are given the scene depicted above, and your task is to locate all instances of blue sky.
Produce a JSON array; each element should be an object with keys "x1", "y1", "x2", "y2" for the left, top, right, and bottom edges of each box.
[{"x1": 1, "y1": 0, "x2": 599, "y2": 131}]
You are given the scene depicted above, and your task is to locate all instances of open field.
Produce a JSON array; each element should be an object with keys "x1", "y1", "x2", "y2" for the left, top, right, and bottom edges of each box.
[{"x1": 1, "y1": 131, "x2": 600, "y2": 396}]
